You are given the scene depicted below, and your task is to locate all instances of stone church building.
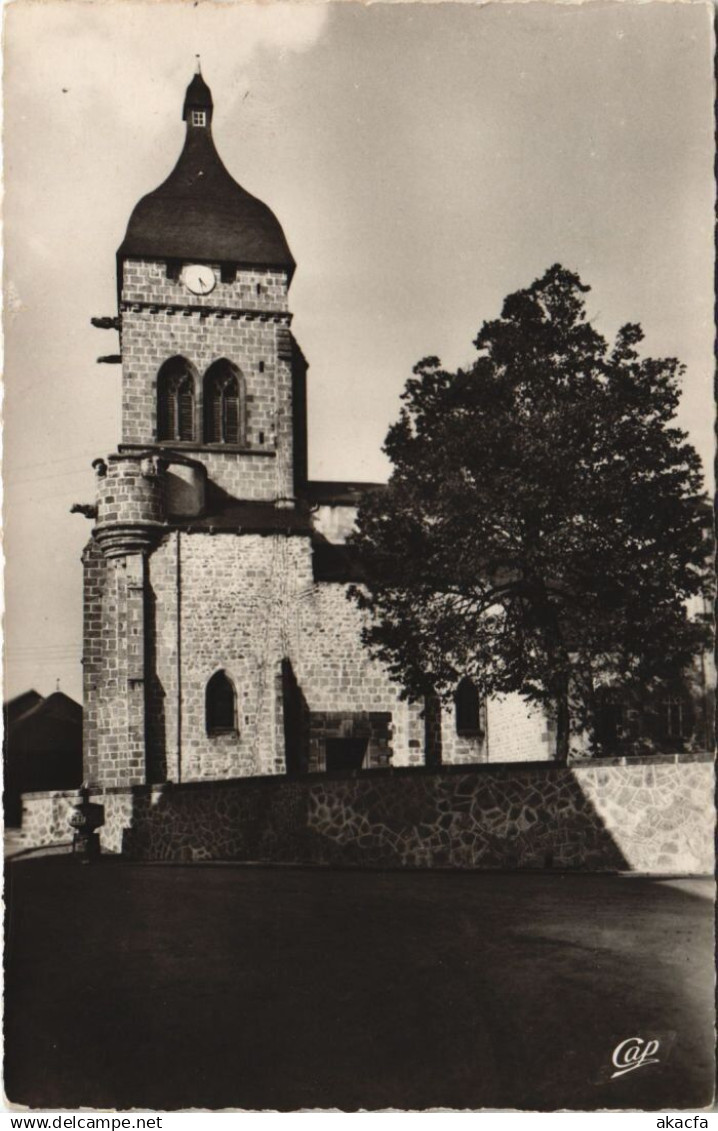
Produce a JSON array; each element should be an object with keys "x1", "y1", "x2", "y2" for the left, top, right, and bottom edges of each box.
[
  {"x1": 18, "y1": 70, "x2": 712, "y2": 874},
  {"x1": 80, "y1": 69, "x2": 555, "y2": 793}
]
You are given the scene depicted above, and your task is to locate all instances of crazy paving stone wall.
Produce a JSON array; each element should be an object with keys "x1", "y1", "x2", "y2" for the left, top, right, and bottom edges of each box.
[{"x1": 21, "y1": 755, "x2": 713, "y2": 874}]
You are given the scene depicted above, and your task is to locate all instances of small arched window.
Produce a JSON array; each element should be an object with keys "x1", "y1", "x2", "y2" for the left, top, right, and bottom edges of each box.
[
  {"x1": 455, "y1": 677, "x2": 481, "y2": 736},
  {"x1": 206, "y1": 671, "x2": 237, "y2": 735},
  {"x1": 204, "y1": 360, "x2": 244, "y2": 445},
  {"x1": 157, "y1": 357, "x2": 196, "y2": 442}
]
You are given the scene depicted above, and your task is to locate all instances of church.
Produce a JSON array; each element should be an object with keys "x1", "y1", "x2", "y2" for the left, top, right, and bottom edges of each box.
[
  {"x1": 16, "y1": 67, "x2": 713, "y2": 875},
  {"x1": 78, "y1": 68, "x2": 561, "y2": 794}
]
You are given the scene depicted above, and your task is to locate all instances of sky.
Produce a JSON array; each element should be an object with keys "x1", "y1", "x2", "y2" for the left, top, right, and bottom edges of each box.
[{"x1": 3, "y1": 0, "x2": 715, "y2": 702}]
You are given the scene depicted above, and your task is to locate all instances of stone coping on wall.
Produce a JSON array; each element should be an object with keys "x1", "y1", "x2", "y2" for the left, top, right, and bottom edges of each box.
[{"x1": 21, "y1": 749, "x2": 714, "y2": 803}]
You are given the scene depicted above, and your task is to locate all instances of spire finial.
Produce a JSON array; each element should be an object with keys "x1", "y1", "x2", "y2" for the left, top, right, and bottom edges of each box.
[
  {"x1": 195, "y1": 54, "x2": 202, "y2": 75},
  {"x1": 55, "y1": 677, "x2": 61, "y2": 692}
]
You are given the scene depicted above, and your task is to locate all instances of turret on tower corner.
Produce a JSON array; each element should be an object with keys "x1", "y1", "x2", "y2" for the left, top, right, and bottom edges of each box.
[{"x1": 110, "y1": 68, "x2": 307, "y2": 502}]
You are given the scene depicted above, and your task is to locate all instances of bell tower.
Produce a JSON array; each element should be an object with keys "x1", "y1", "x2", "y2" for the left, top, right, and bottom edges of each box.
[
  {"x1": 114, "y1": 65, "x2": 307, "y2": 503},
  {"x1": 82, "y1": 69, "x2": 311, "y2": 791}
]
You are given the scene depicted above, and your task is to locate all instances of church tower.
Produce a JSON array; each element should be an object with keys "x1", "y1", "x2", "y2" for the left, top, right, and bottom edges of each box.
[
  {"x1": 83, "y1": 70, "x2": 314, "y2": 790},
  {"x1": 115, "y1": 67, "x2": 306, "y2": 501},
  {"x1": 80, "y1": 69, "x2": 498, "y2": 801}
]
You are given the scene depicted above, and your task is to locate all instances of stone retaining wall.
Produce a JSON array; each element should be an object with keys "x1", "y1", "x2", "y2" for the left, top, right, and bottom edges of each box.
[{"x1": 20, "y1": 755, "x2": 714, "y2": 874}]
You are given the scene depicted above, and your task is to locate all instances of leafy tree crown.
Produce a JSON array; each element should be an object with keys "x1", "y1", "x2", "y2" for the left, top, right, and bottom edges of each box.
[{"x1": 350, "y1": 265, "x2": 710, "y2": 733}]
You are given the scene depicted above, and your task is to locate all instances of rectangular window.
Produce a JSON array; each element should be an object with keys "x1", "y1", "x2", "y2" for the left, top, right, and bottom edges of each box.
[
  {"x1": 665, "y1": 697, "x2": 684, "y2": 738},
  {"x1": 191, "y1": 110, "x2": 206, "y2": 127}
]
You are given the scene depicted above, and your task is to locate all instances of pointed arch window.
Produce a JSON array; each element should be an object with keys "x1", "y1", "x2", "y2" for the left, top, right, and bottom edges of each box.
[
  {"x1": 157, "y1": 357, "x2": 196, "y2": 442},
  {"x1": 203, "y1": 360, "x2": 245, "y2": 445},
  {"x1": 455, "y1": 677, "x2": 481, "y2": 736},
  {"x1": 206, "y1": 671, "x2": 237, "y2": 735}
]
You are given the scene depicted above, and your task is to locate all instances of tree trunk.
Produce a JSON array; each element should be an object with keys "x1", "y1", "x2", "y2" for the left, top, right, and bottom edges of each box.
[
  {"x1": 424, "y1": 693, "x2": 443, "y2": 767},
  {"x1": 534, "y1": 586, "x2": 571, "y2": 762},
  {"x1": 554, "y1": 676, "x2": 570, "y2": 763}
]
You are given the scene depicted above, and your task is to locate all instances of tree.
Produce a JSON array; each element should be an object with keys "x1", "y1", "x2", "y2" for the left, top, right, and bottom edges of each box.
[{"x1": 349, "y1": 265, "x2": 710, "y2": 760}]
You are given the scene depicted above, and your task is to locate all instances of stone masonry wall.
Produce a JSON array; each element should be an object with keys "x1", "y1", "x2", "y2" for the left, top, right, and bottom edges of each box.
[
  {"x1": 82, "y1": 538, "x2": 106, "y2": 784},
  {"x1": 122, "y1": 262, "x2": 289, "y2": 314},
  {"x1": 84, "y1": 530, "x2": 415, "y2": 791},
  {"x1": 95, "y1": 454, "x2": 165, "y2": 530},
  {"x1": 20, "y1": 790, "x2": 134, "y2": 855},
  {"x1": 307, "y1": 712, "x2": 393, "y2": 771},
  {"x1": 120, "y1": 259, "x2": 294, "y2": 501},
  {"x1": 293, "y1": 582, "x2": 413, "y2": 766},
  {"x1": 82, "y1": 545, "x2": 147, "y2": 788},
  {"x1": 150, "y1": 532, "x2": 310, "y2": 781},
  {"x1": 20, "y1": 756, "x2": 714, "y2": 875},
  {"x1": 487, "y1": 694, "x2": 556, "y2": 762},
  {"x1": 85, "y1": 526, "x2": 565, "y2": 790},
  {"x1": 144, "y1": 535, "x2": 414, "y2": 782}
]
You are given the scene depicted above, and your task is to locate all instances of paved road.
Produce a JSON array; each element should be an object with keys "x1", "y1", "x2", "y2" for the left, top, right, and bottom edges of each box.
[{"x1": 4, "y1": 861, "x2": 715, "y2": 1111}]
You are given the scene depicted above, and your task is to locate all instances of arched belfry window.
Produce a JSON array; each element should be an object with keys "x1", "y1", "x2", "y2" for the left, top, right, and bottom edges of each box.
[
  {"x1": 157, "y1": 357, "x2": 196, "y2": 442},
  {"x1": 203, "y1": 359, "x2": 245, "y2": 445},
  {"x1": 455, "y1": 677, "x2": 481, "y2": 736},
  {"x1": 206, "y1": 671, "x2": 237, "y2": 735}
]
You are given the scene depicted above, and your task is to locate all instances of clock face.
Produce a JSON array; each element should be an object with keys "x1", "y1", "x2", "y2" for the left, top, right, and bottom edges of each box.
[{"x1": 183, "y1": 264, "x2": 216, "y2": 296}]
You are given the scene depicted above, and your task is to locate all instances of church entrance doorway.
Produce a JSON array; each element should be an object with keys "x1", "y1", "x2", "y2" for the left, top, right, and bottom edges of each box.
[{"x1": 325, "y1": 737, "x2": 368, "y2": 772}]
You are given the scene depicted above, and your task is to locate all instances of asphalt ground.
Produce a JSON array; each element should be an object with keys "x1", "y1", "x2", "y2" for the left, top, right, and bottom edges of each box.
[{"x1": 3, "y1": 861, "x2": 715, "y2": 1111}]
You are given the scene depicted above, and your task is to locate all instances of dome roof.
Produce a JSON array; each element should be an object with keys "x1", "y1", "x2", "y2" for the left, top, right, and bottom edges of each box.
[{"x1": 118, "y1": 73, "x2": 295, "y2": 277}]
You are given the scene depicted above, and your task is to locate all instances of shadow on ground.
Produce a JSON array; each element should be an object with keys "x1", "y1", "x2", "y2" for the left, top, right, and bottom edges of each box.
[{"x1": 4, "y1": 861, "x2": 715, "y2": 1111}]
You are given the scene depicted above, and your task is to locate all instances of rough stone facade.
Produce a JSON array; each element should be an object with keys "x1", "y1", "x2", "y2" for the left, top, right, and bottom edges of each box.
[
  {"x1": 19, "y1": 754, "x2": 714, "y2": 875},
  {"x1": 82, "y1": 547, "x2": 148, "y2": 788},
  {"x1": 487, "y1": 695, "x2": 556, "y2": 762},
  {"x1": 87, "y1": 525, "x2": 505, "y2": 787},
  {"x1": 120, "y1": 260, "x2": 296, "y2": 502}
]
